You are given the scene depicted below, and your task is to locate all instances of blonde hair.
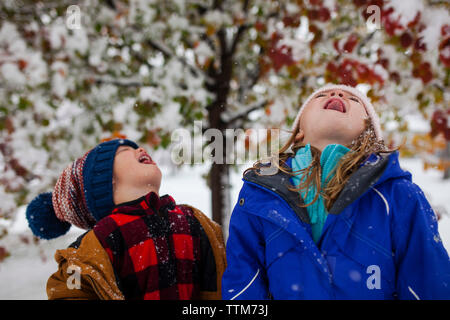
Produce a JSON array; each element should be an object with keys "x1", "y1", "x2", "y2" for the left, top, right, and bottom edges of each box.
[{"x1": 246, "y1": 119, "x2": 396, "y2": 211}]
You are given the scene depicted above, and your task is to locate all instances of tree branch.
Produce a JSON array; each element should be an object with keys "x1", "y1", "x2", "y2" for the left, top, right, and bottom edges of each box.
[
  {"x1": 237, "y1": 65, "x2": 261, "y2": 103},
  {"x1": 143, "y1": 37, "x2": 215, "y2": 85},
  {"x1": 212, "y1": 0, "x2": 224, "y2": 10},
  {"x1": 228, "y1": 0, "x2": 251, "y2": 55},
  {"x1": 357, "y1": 29, "x2": 378, "y2": 55},
  {"x1": 229, "y1": 24, "x2": 250, "y2": 56},
  {"x1": 91, "y1": 76, "x2": 145, "y2": 87},
  {"x1": 199, "y1": 32, "x2": 217, "y2": 53},
  {"x1": 224, "y1": 100, "x2": 269, "y2": 126},
  {"x1": 1, "y1": 0, "x2": 81, "y2": 15}
]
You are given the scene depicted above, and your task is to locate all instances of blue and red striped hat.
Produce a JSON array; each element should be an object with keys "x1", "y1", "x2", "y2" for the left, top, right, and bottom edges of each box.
[{"x1": 26, "y1": 138, "x2": 139, "y2": 239}]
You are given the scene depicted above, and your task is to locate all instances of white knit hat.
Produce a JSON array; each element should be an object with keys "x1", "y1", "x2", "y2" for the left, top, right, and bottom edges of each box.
[{"x1": 292, "y1": 84, "x2": 383, "y2": 141}]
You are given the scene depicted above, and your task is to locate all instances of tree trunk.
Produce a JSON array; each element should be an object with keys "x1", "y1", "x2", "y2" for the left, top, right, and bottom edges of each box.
[
  {"x1": 210, "y1": 162, "x2": 231, "y2": 229},
  {"x1": 443, "y1": 140, "x2": 450, "y2": 180},
  {"x1": 207, "y1": 101, "x2": 231, "y2": 228},
  {"x1": 205, "y1": 26, "x2": 242, "y2": 230}
]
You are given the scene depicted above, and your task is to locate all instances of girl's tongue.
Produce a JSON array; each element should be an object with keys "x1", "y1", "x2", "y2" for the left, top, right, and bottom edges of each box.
[{"x1": 324, "y1": 99, "x2": 346, "y2": 113}]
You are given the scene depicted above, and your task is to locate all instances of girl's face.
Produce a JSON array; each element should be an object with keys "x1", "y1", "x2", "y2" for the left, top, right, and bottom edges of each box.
[
  {"x1": 297, "y1": 88, "x2": 369, "y2": 149},
  {"x1": 112, "y1": 145, "x2": 162, "y2": 196}
]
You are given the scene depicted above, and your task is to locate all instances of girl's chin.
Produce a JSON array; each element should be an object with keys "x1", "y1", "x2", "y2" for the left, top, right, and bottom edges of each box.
[
  {"x1": 308, "y1": 131, "x2": 359, "y2": 147},
  {"x1": 319, "y1": 121, "x2": 363, "y2": 138}
]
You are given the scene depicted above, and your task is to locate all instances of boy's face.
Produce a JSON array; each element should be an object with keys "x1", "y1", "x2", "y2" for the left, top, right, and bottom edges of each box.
[
  {"x1": 113, "y1": 145, "x2": 162, "y2": 195},
  {"x1": 297, "y1": 89, "x2": 368, "y2": 148}
]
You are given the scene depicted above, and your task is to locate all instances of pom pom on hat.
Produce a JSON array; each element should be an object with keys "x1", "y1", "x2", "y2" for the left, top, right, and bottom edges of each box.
[{"x1": 26, "y1": 192, "x2": 71, "y2": 240}]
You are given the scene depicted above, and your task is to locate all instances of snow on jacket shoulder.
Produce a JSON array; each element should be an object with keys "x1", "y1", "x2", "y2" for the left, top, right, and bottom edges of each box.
[
  {"x1": 222, "y1": 152, "x2": 450, "y2": 300},
  {"x1": 47, "y1": 229, "x2": 124, "y2": 300}
]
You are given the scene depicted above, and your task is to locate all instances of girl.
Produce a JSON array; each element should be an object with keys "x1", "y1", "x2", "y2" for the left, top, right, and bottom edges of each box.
[
  {"x1": 26, "y1": 138, "x2": 226, "y2": 300},
  {"x1": 222, "y1": 84, "x2": 450, "y2": 300}
]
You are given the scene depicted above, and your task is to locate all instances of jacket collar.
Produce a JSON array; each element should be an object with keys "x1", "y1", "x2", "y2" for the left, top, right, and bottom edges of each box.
[
  {"x1": 112, "y1": 192, "x2": 176, "y2": 215},
  {"x1": 243, "y1": 168, "x2": 311, "y2": 224},
  {"x1": 243, "y1": 151, "x2": 399, "y2": 223},
  {"x1": 327, "y1": 152, "x2": 390, "y2": 215}
]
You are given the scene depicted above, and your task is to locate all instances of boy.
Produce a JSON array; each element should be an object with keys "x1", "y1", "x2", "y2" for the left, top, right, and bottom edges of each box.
[{"x1": 26, "y1": 138, "x2": 226, "y2": 300}]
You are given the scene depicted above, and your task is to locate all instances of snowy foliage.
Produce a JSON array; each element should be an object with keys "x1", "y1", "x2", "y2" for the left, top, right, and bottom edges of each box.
[{"x1": 0, "y1": 0, "x2": 449, "y2": 235}]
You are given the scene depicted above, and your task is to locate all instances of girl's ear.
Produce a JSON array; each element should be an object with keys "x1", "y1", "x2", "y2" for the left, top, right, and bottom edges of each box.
[{"x1": 294, "y1": 130, "x2": 304, "y2": 144}]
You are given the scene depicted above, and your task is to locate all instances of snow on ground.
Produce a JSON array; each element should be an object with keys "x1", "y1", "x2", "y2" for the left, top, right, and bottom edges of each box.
[{"x1": 0, "y1": 157, "x2": 449, "y2": 299}]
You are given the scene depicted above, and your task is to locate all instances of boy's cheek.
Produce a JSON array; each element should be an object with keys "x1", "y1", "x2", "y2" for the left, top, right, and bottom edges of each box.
[{"x1": 155, "y1": 167, "x2": 163, "y2": 185}]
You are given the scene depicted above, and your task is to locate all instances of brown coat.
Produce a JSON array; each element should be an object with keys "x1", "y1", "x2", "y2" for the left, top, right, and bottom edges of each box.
[{"x1": 47, "y1": 205, "x2": 226, "y2": 300}]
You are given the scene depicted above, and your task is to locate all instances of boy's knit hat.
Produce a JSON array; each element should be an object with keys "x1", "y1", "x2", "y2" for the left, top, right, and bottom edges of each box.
[
  {"x1": 292, "y1": 84, "x2": 383, "y2": 141},
  {"x1": 26, "y1": 139, "x2": 139, "y2": 239}
]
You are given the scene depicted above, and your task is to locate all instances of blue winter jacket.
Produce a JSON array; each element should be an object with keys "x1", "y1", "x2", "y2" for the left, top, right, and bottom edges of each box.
[{"x1": 222, "y1": 152, "x2": 450, "y2": 300}]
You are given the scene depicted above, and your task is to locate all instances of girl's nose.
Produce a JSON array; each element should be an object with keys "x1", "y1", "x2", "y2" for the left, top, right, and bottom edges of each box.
[{"x1": 329, "y1": 90, "x2": 345, "y2": 98}]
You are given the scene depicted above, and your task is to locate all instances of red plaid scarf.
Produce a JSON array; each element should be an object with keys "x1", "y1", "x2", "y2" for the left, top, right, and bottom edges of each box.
[{"x1": 93, "y1": 192, "x2": 204, "y2": 300}]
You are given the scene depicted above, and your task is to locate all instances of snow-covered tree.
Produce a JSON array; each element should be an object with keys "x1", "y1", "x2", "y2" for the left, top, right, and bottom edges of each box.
[{"x1": 0, "y1": 0, "x2": 449, "y2": 244}]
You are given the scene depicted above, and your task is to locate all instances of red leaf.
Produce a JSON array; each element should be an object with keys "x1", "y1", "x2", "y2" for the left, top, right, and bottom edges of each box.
[
  {"x1": 254, "y1": 21, "x2": 266, "y2": 32},
  {"x1": 343, "y1": 33, "x2": 359, "y2": 53},
  {"x1": 389, "y1": 71, "x2": 401, "y2": 84},
  {"x1": 377, "y1": 58, "x2": 389, "y2": 69},
  {"x1": 266, "y1": 32, "x2": 296, "y2": 72},
  {"x1": 414, "y1": 37, "x2": 427, "y2": 51},
  {"x1": 338, "y1": 60, "x2": 357, "y2": 86},
  {"x1": 400, "y1": 32, "x2": 413, "y2": 48},
  {"x1": 333, "y1": 39, "x2": 341, "y2": 53},
  {"x1": 17, "y1": 59, "x2": 28, "y2": 71},
  {"x1": 407, "y1": 12, "x2": 421, "y2": 29},
  {"x1": 317, "y1": 7, "x2": 331, "y2": 22},
  {"x1": 337, "y1": 59, "x2": 384, "y2": 86},
  {"x1": 431, "y1": 110, "x2": 450, "y2": 140},
  {"x1": 0, "y1": 247, "x2": 9, "y2": 263},
  {"x1": 268, "y1": 45, "x2": 295, "y2": 71},
  {"x1": 352, "y1": 0, "x2": 366, "y2": 7},
  {"x1": 307, "y1": 9, "x2": 319, "y2": 21},
  {"x1": 308, "y1": 24, "x2": 323, "y2": 47},
  {"x1": 308, "y1": 7, "x2": 331, "y2": 22},
  {"x1": 412, "y1": 62, "x2": 432, "y2": 84},
  {"x1": 382, "y1": 8, "x2": 403, "y2": 36},
  {"x1": 441, "y1": 24, "x2": 450, "y2": 37},
  {"x1": 309, "y1": 0, "x2": 323, "y2": 6},
  {"x1": 283, "y1": 15, "x2": 300, "y2": 27},
  {"x1": 369, "y1": 0, "x2": 384, "y2": 8}
]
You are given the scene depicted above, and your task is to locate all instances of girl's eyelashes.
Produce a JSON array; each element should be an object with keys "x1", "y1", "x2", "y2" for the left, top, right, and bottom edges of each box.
[{"x1": 314, "y1": 93, "x2": 360, "y2": 103}]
